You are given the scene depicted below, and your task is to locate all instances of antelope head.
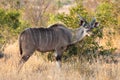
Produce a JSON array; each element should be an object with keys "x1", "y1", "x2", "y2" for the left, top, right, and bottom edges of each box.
[
  {"x1": 78, "y1": 15, "x2": 99, "y2": 36},
  {"x1": 73, "y1": 15, "x2": 99, "y2": 43}
]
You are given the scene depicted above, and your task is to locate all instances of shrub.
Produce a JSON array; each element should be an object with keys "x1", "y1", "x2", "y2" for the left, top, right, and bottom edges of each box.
[
  {"x1": 0, "y1": 9, "x2": 28, "y2": 49},
  {"x1": 48, "y1": 2, "x2": 117, "y2": 62}
]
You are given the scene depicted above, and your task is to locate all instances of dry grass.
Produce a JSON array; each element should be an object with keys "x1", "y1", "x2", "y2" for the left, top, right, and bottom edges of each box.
[{"x1": 0, "y1": 42, "x2": 120, "y2": 80}]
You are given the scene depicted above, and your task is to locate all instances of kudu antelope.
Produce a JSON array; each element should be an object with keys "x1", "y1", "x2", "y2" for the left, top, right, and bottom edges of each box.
[{"x1": 18, "y1": 16, "x2": 99, "y2": 70}]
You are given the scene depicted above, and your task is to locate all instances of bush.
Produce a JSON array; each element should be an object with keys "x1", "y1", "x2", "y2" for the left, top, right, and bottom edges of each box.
[
  {"x1": 96, "y1": 2, "x2": 118, "y2": 29},
  {"x1": 0, "y1": 9, "x2": 21, "y2": 29},
  {"x1": 48, "y1": 2, "x2": 117, "y2": 62},
  {"x1": 0, "y1": 9, "x2": 28, "y2": 49}
]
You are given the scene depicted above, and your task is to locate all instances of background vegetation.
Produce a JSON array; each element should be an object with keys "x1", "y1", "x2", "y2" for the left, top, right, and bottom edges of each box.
[
  {"x1": 48, "y1": 0, "x2": 120, "y2": 62},
  {"x1": 0, "y1": 0, "x2": 119, "y2": 59},
  {"x1": 0, "y1": 0, "x2": 120, "y2": 80}
]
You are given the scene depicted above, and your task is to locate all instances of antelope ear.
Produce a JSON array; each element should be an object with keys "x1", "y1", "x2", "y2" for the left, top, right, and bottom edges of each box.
[
  {"x1": 79, "y1": 20, "x2": 85, "y2": 26},
  {"x1": 78, "y1": 15, "x2": 86, "y2": 26},
  {"x1": 93, "y1": 22, "x2": 99, "y2": 28}
]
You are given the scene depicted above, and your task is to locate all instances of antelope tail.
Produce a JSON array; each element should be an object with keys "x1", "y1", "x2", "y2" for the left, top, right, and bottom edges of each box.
[{"x1": 19, "y1": 33, "x2": 23, "y2": 55}]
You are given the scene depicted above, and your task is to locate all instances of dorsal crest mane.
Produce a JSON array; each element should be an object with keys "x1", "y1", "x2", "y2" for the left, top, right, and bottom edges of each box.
[
  {"x1": 27, "y1": 23, "x2": 66, "y2": 30},
  {"x1": 49, "y1": 23, "x2": 66, "y2": 28}
]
